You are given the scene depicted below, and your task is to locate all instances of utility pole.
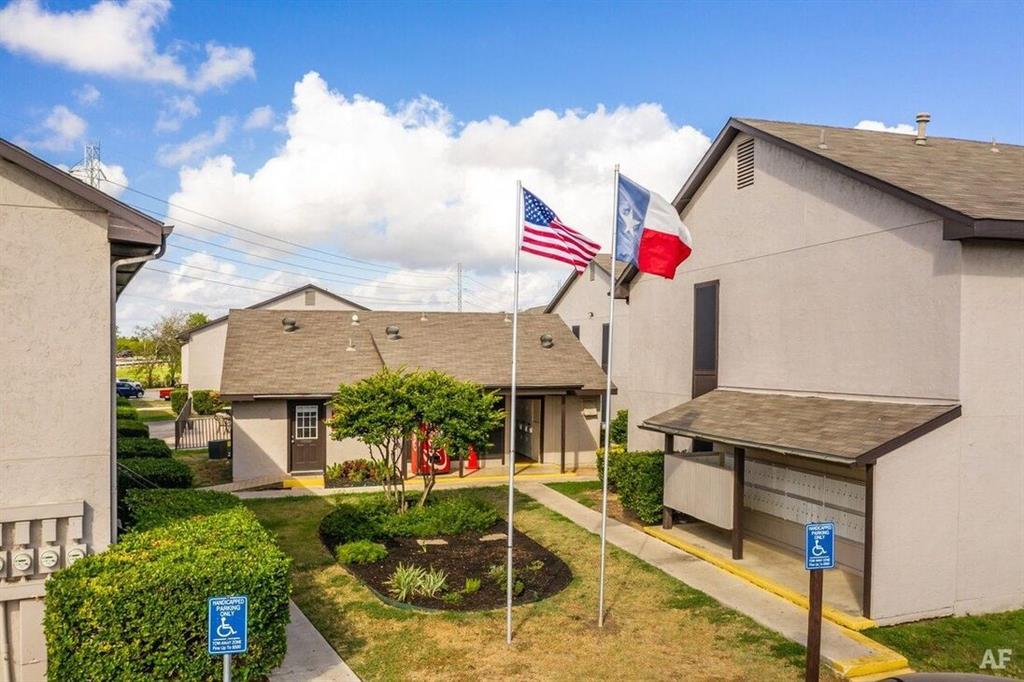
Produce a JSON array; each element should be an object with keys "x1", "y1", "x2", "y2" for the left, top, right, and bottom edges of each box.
[
  {"x1": 71, "y1": 142, "x2": 106, "y2": 189},
  {"x1": 457, "y1": 262, "x2": 463, "y2": 312}
]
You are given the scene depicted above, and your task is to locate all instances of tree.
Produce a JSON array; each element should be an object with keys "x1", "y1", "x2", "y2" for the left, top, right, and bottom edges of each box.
[
  {"x1": 185, "y1": 312, "x2": 209, "y2": 329},
  {"x1": 134, "y1": 312, "x2": 190, "y2": 386},
  {"x1": 327, "y1": 368, "x2": 504, "y2": 511}
]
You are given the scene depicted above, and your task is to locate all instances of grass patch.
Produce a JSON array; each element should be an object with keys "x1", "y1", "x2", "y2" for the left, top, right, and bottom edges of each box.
[
  {"x1": 865, "y1": 609, "x2": 1023, "y2": 677},
  {"x1": 247, "y1": 486, "x2": 828, "y2": 681},
  {"x1": 545, "y1": 480, "x2": 601, "y2": 509},
  {"x1": 133, "y1": 399, "x2": 176, "y2": 422},
  {"x1": 173, "y1": 448, "x2": 232, "y2": 488}
]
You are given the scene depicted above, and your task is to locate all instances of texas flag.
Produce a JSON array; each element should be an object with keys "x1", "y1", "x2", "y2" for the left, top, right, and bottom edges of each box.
[{"x1": 614, "y1": 174, "x2": 693, "y2": 279}]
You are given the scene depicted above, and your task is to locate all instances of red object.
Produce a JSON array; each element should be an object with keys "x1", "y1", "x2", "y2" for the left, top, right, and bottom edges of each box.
[
  {"x1": 411, "y1": 424, "x2": 451, "y2": 475},
  {"x1": 467, "y1": 446, "x2": 480, "y2": 471},
  {"x1": 159, "y1": 388, "x2": 172, "y2": 401},
  {"x1": 521, "y1": 189, "x2": 601, "y2": 273}
]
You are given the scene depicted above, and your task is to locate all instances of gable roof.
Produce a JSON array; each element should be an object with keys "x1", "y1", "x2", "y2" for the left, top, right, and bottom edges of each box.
[
  {"x1": 178, "y1": 283, "x2": 370, "y2": 340},
  {"x1": 677, "y1": 117, "x2": 1024, "y2": 239},
  {"x1": 544, "y1": 254, "x2": 632, "y2": 313},
  {"x1": 220, "y1": 309, "x2": 609, "y2": 397},
  {"x1": 641, "y1": 389, "x2": 961, "y2": 465}
]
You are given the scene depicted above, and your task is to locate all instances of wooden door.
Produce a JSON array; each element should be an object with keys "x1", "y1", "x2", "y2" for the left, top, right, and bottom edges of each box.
[{"x1": 288, "y1": 401, "x2": 325, "y2": 472}]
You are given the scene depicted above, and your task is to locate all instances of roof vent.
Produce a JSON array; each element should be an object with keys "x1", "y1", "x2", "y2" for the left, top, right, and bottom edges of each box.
[
  {"x1": 385, "y1": 325, "x2": 400, "y2": 340},
  {"x1": 282, "y1": 317, "x2": 298, "y2": 332},
  {"x1": 503, "y1": 312, "x2": 510, "y2": 323},
  {"x1": 915, "y1": 112, "x2": 930, "y2": 146},
  {"x1": 420, "y1": 312, "x2": 428, "y2": 321},
  {"x1": 817, "y1": 129, "x2": 828, "y2": 150},
  {"x1": 540, "y1": 334, "x2": 554, "y2": 349},
  {"x1": 351, "y1": 314, "x2": 360, "y2": 326},
  {"x1": 991, "y1": 138, "x2": 1000, "y2": 153},
  {"x1": 345, "y1": 337, "x2": 356, "y2": 352},
  {"x1": 736, "y1": 138, "x2": 755, "y2": 189}
]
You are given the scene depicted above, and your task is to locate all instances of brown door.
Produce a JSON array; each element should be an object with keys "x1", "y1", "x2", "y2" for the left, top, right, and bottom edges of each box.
[
  {"x1": 692, "y1": 280, "x2": 719, "y2": 398},
  {"x1": 288, "y1": 401, "x2": 326, "y2": 472}
]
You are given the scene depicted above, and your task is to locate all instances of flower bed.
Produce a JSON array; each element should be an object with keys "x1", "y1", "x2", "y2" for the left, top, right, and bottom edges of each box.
[{"x1": 324, "y1": 459, "x2": 387, "y2": 488}]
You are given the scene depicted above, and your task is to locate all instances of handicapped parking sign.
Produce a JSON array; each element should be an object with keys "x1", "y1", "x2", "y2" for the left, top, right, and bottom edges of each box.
[
  {"x1": 208, "y1": 595, "x2": 248, "y2": 655},
  {"x1": 805, "y1": 522, "x2": 835, "y2": 570}
]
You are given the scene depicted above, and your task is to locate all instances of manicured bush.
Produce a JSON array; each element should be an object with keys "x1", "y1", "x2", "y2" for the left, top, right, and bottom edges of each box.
[
  {"x1": 118, "y1": 457, "x2": 193, "y2": 493},
  {"x1": 335, "y1": 540, "x2": 388, "y2": 565},
  {"x1": 318, "y1": 496, "x2": 391, "y2": 550},
  {"x1": 325, "y1": 458, "x2": 384, "y2": 486},
  {"x1": 170, "y1": 387, "x2": 188, "y2": 414},
  {"x1": 116, "y1": 419, "x2": 149, "y2": 438},
  {"x1": 383, "y1": 495, "x2": 498, "y2": 538},
  {"x1": 595, "y1": 445, "x2": 626, "y2": 486},
  {"x1": 192, "y1": 390, "x2": 225, "y2": 415},
  {"x1": 117, "y1": 437, "x2": 172, "y2": 459},
  {"x1": 612, "y1": 450, "x2": 664, "y2": 524},
  {"x1": 45, "y1": 507, "x2": 291, "y2": 681},
  {"x1": 610, "y1": 409, "x2": 629, "y2": 448},
  {"x1": 116, "y1": 405, "x2": 138, "y2": 420},
  {"x1": 123, "y1": 489, "x2": 241, "y2": 532},
  {"x1": 116, "y1": 395, "x2": 131, "y2": 407}
]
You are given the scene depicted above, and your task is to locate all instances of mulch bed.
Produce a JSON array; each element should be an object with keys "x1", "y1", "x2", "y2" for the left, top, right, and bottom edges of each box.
[{"x1": 340, "y1": 520, "x2": 573, "y2": 611}]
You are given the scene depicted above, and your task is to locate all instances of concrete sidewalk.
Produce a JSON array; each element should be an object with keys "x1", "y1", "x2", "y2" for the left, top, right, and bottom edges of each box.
[
  {"x1": 272, "y1": 601, "x2": 360, "y2": 681},
  {"x1": 519, "y1": 482, "x2": 909, "y2": 682}
]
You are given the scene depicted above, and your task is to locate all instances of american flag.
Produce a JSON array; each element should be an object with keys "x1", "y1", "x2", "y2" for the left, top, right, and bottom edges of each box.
[{"x1": 521, "y1": 188, "x2": 600, "y2": 273}]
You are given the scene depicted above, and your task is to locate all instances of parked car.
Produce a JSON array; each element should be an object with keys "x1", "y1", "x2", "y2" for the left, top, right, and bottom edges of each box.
[
  {"x1": 116, "y1": 380, "x2": 144, "y2": 398},
  {"x1": 159, "y1": 388, "x2": 173, "y2": 401}
]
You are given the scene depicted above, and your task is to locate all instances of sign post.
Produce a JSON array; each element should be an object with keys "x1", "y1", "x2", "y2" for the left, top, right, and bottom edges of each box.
[
  {"x1": 208, "y1": 595, "x2": 248, "y2": 682},
  {"x1": 804, "y1": 522, "x2": 835, "y2": 682}
]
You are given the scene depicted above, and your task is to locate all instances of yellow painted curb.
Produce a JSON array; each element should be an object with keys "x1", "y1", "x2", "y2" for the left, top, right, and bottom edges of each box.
[
  {"x1": 283, "y1": 476, "x2": 325, "y2": 489},
  {"x1": 643, "y1": 526, "x2": 876, "y2": 631}
]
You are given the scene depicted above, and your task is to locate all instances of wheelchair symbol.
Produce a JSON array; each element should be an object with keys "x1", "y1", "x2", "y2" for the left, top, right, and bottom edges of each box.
[
  {"x1": 216, "y1": 615, "x2": 237, "y2": 639},
  {"x1": 811, "y1": 537, "x2": 827, "y2": 557}
]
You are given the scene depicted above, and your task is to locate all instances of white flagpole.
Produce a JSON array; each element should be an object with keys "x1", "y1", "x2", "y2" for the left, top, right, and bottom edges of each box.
[
  {"x1": 597, "y1": 164, "x2": 620, "y2": 627},
  {"x1": 506, "y1": 179, "x2": 523, "y2": 644}
]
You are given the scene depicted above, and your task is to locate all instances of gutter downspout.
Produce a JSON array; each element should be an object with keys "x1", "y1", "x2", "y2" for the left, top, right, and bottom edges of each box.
[{"x1": 110, "y1": 228, "x2": 169, "y2": 544}]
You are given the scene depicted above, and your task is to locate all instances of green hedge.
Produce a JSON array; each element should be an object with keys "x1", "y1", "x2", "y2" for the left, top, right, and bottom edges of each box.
[
  {"x1": 123, "y1": 489, "x2": 242, "y2": 532},
  {"x1": 610, "y1": 409, "x2": 629, "y2": 448},
  {"x1": 45, "y1": 507, "x2": 290, "y2": 681},
  {"x1": 171, "y1": 387, "x2": 188, "y2": 414},
  {"x1": 117, "y1": 437, "x2": 172, "y2": 459},
  {"x1": 596, "y1": 449, "x2": 664, "y2": 524},
  {"x1": 192, "y1": 390, "x2": 225, "y2": 415},
  {"x1": 116, "y1": 395, "x2": 132, "y2": 407},
  {"x1": 118, "y1": 458, "x2": 193, "y2": 495},
  {"x1": 116, "y1": 419, "x2": 149, "y2": 438},
  {"x1": 318, "y1": 496, "x2": 392, "y2": 550},
  {"x1": 116, "y1": 405, "x2": 138, "y2": 420}
]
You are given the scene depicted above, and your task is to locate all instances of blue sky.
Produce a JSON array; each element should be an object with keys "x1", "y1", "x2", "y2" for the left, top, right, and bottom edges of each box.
[{"x1": 1, "y1": 0, "x2": 1021, "y2": 328}]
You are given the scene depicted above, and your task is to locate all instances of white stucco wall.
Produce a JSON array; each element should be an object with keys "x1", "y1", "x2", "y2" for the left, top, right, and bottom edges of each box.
[
  {"x1": 627, "y1": 134, "x2": 961, "y2": 450},
  {"x1": 231, "y1": 400, "x2": 289, "y2": 480},
  {"x1": 0, "y1": 158, "x2": 116, "y2": 679}
]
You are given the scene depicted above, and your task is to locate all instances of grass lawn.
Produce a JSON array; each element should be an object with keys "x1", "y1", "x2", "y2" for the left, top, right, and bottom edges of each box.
[
  {"x1": 247, "y1": 487, "x2": 833, "y2": 681},
  {"x1": 865, "y1": 610, "x2": 1024, "y2": 678},
  {"x1": 546, "y1": 480, "x2": 647, "y2": 529},
  {"x1": 133, "y1": 399, "x2": 176, "y2": 422},
  {"x1": 173, "y1": 448, "x2": 232, "y2": 487},
  {"x1": 116, "y1": 363, "x2": 172, "y2": 386}
]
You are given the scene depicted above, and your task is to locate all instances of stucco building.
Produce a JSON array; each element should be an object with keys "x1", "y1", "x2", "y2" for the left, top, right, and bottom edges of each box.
[
  {"x1": 219, "y1": 310, "x2": 606, "y2": 481},
  {"x1": 179, "y1": 283, "x2": 368, "y2": 392},
  {"x1": 628, "y1": 117, "x2": 1023, "y2": 624},
  {"x1": 0, "y1": 138, "x2": 170, "y2": 679}
]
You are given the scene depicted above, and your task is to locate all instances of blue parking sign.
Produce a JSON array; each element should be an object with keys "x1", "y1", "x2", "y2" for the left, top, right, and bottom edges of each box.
[
  {"x1": 805, "y1": 522, "x2": 835, "y2": 570},
  {"x1": 208, "y1": 596, "x2": 248, "y2": 655}
]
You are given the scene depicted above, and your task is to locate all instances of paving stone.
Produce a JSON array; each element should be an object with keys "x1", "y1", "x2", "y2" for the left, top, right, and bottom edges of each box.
[
  {"x1": 479, "y1": 533, "x2": 507, "y2": 542},
  {"x1": 417, "y1": 538, "x2": 448, "y2": 546}
]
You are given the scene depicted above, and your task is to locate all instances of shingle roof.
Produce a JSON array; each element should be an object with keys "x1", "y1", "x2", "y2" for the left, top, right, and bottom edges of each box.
[
  {"x1": 220, "y1": 309, "x2": 609, "y2": 397},
  {"x1": 642, "y1": 389, "x2": 961, "y2": 464},
  {"x1": 738, "y1": 118, "x2": 1024, "y2": 221}
]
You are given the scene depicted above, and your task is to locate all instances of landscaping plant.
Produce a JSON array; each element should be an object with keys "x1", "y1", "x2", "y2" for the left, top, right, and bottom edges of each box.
[
  {"x1": 463, "y1": 577, "x2": 481, "y2": 594},
  {"x1": 191, "y1": 389, "x2": 225, "y2": 415},
  {"x1": 418, "y1": 567, "x2": 448, "y2": 598},
  {"x1": 122, "y1": 489, "x2": 241, "y2": 532},
  {"x1": 318, "y1": 496, "x2": 392, "y2": 550},
  {"x1": 335, "y1": 540, "x2": 389, "y2": 565},
  {"x1": 116, "y1": 405, "x2": 139, "y2": 420},
  {"x1": 610, "y1": 409, "x2": 629, "y2": 448},
  {"x1": 116, "y1": 437, "x2": 172, "y2": 459},
  {"x1": 386, "y1": 563, "x2": 427, "y2": 602},
  {"x1": 116, "y1": 419, "x2": 149, "y2": 439},
  {"x1": 170, "y1": 387, "x2": 188, "y2": 414}
]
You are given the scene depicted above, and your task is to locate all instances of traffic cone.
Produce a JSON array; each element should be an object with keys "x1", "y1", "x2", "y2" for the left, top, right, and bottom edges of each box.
[{"x1": 467, "y1": 445, "x2": 480, "y2": 471}]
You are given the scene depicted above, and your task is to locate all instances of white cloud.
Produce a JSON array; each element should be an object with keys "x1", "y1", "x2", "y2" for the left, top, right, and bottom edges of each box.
[
  {"x1": 155, "y1": 94, "x2": 200, "y2": 132},
  {"x1": 168, "y1": 72, "x2": 711, "y2": 274},
  {"x1": 60, "y1": 159, "x2": 129, "y2": 198},
  {"x1": 157, "y1": 115, "x2": 233, "y2": 166},
  {"x1": 74, "y1": 83, "x2": 101, "y2": 106},
  {"x1": 34, "y1": 104, "x2": 87, "y2": 151},
  {"x1": 243, "y1": 105, "x2": 274, "y2": 130},
  {"x1": 854, "y1": 120, "x2": 916, "y2": 135},
  {"x1": 0, "y1": 0, "x2": 254, "y2": 91}
]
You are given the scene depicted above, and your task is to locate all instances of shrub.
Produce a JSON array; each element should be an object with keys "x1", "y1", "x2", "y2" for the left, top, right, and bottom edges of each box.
[
  {"x1": 613, "y1": 450, "x2": 665, "y2": 524},
  {"x1": 383, "y1": 496, "x2": 498, "y2": 538},
  {"x1": 610, "y1": 409, "x2": 629, "y2": 447},
  {"x1": 116, "y1": 419, "x2": 149, "y2": 439},
  {"x1": 335, "y1": 540, "x2": 388, "y2": 565},
  {"x1": 386, "y1": 563, "x2": 426, "y2": 602},
  {"x1": 116, "y1": 395, "x2": 131, "y2": 407},
  {"x1": 170, "y1": 387, "x2": 188, "y2": 414},
  {"x1": 318, "y1": 496, "x2": 391, "y2": 550},
  {"x1": 116, "y1": 405, "x2": 138, "y2": 420},
  {"x1": 123, "y1": 489, "x2": 241, "y2": 532},
  {"x1": 463, "y1": 577, "x2": 481, "y2": 594},
  {"x1": 442, "y1": 592, "x2": 463, "y2": 606},
  {"x1": 595, "y1": 445, "x2": 626, "y2": 488},
  {"x1": 117, "y1": 437, "x2": 172, "y2": 459},
  {"x1": 118, "y1": 458, "x2": 193, "y2": 499},
  {"x1": 45, "y1": 507, "x2": 290, "y2": 681},
  {"x1": 419, "y1": 567, "x2": 448, "y2": 598},
  {"x1": 325, "y1": 458, "x2": 383, "y2": 486},
  {"x1": 192, "y1": 390, "x2": 225, "y2": 415}
]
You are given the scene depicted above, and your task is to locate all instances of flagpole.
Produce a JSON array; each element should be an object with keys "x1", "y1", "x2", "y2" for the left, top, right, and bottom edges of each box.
[
  {"x1": 597, "y1": 164, "x2": 620, "y2": 628},
  {"x1": 506, "y1": 179, "x2": 523, "y2": 645}
]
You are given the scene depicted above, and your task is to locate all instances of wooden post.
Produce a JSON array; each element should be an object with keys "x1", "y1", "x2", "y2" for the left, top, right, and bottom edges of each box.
[
  {"x1": 862, "y1": 463, "x2": 874, "y2": 618},
  {"x1": 732, "y1": 447, "x2": 745, "y2": 560},
  {"x1": 805, "y1": 569, "x2": 824, "y2": 682},
  {"x1": 662, "y1": 506, "x2": 674, "y2": 529},
  {"x1": 559, "y1": 394, "x2": 566, "y2": 474},
  {"x1": 459, "y1": 452, "x2": 464, "y2": 478},
  {"x1": 663, "y1": 433, "x2": 674, "y2": 454}
]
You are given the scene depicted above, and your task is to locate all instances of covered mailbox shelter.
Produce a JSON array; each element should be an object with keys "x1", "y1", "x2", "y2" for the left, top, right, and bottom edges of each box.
[{"x1": 642, "y1": 388, "x2": 961, "y2": 619}]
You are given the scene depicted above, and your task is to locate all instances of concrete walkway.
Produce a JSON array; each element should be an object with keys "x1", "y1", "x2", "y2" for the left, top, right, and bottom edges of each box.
[
  {"x1": 519, "y1": 482, "x2": 909, "y2": 682},
  {"x1": 273, "y1": 601, "x2": 360, "y2": 681}
]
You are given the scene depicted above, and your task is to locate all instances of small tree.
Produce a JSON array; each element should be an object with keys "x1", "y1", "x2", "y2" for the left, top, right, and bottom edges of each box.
[
  {"x1": 328, "y1": 368, "x2": 504, "y2": 511},
  {"x1": 610, "y1": 409, "x2": 628, "y2": 448}
]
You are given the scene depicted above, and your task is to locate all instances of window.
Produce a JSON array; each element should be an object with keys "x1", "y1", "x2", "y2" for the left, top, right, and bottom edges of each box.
[
  {"x1": 736, "y1": 138, "x2": 754, "y2": 189},
  {"x1": 571, "y1": 325, "x2": 580, "y2": 339},
  {"x1": 305, "y1": 290, "x2": 316, "y2": 305},
  {"x1": 295, "y1": 405, "x2": 318, "y2": 439},
  {"x1": 601, "y1": 323, "x2": 610, "y2": 370},
  {"x1": 692, "y1": 280, "x2": 719, "y2": 398}
]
